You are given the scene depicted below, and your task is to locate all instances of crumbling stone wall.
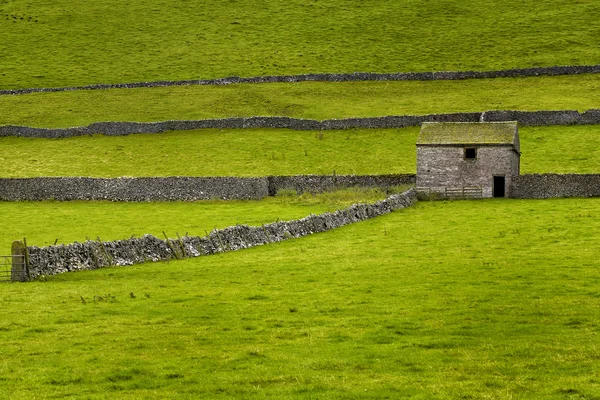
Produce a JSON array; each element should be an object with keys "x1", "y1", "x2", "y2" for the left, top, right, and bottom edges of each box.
[
  {"x1": 1, "y1": 110, "x2": 599, "y2": 139},
  {"x1": 0, "y1": 175, "x2": 416, "y2": 202},
  {"x1": 23, "y1": 189, "x2": 418, "y2": 280},
  {"x1": 511, "y1": 174, "x2": 600, "y2": 198},
  {"x1": 2, "y1": 64, "x2": 599, "y2": 96}
]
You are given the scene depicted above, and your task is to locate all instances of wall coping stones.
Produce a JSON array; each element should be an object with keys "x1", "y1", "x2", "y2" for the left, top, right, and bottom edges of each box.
[{"x1": 2, "y1": 64, "x2": 600, "y2": 96}]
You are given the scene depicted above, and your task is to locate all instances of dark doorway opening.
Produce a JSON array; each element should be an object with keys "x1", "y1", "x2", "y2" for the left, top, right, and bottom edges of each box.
[{"x1": 493, "y1": 176, "x2": 506, "y2": 198}]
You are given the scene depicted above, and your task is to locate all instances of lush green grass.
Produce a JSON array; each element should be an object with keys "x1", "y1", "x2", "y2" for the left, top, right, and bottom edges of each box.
[
  {"x1": 1, "y1": 0, "x2": 599, "y2": 89},
  {"x1": 1, "y1": 198, "x2": 599, "y2": 398},
  {"x1": 0, "y1": 128, "x2": 418, "y2": 177},
  {"x1": 1, "y1": 125, "x2": 599, "y2": 177},
  {"x1": 1, "y1": 74, "x2": 600, "y2": 128},
  {"x1": 0, "y1": 188, "x2": 393, "y2": 254}
]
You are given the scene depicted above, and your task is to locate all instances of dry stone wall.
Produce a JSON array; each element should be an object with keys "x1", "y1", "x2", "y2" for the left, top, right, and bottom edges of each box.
[
  {"x1": 0, "y1": 175, "x2": 416, "y2": 202},
  {"x1": 2, "y1": 110, "x2": 600, "y2": 139},
  {"x1": 2, "y1": 64, "x2": 599, "y2": 96},
  {"x1": 266, "y1": 174, "x2": 415, "y2": 196},
  {"x1": 3, "y1": 174, "x2": 600, "y2": 202},
  {"x1": 0, "y1": 177, "x2": 270, "y2": 201},
  {"x1": 0, "y1": 174, "x2": 415, "y2": 201},
  {"x1": 511, "y1": 174, "x2": 600, "y2": 199},
  {"x1": 22, "y1": 189, "x2": 418, "y2": 280}
]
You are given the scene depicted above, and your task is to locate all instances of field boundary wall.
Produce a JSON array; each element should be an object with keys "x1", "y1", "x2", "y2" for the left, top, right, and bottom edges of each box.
[
  {"x1": 1, "y1": 109, "x2": 600, "y2": 138},
  {"x1": 17, "y1": 189, "x2": 418, "y2": 280},
  {"x1": 2, "y1": 64, "x2": 600, "y2": 96},
  {"x1": 511, "y1": 174, "x2": 600, "y2": 198},
  {"x1": 0, "y1": 175, "x2": 416, "y2": 202},
  {"x1": 2, "y1": 174, "x2": 599, "y2": 202}
]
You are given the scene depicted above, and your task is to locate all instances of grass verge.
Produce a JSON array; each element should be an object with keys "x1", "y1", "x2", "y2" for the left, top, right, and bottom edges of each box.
[{"x1": 0, "y1": 198, "x2": 598, "y2": 398}]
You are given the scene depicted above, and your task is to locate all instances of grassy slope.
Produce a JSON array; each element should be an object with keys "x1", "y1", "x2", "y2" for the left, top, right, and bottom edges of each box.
[
  {"x1": 1, "y1": 125, "x2": 599, "y2": 177},
  {"x1": 1, "y1": 198, "x2": 599, "y2": 398},
  {"x1": 1, "y1": 0, "x2": 599, "y2": 89},
  {"x1": 1, "y1": 74, "x2": 599, "y2": 128}
]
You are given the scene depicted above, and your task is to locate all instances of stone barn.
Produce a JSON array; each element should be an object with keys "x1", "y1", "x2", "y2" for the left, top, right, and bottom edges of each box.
[{"x1": 416, "y1": 122, "x2": 520, "y2": 198}]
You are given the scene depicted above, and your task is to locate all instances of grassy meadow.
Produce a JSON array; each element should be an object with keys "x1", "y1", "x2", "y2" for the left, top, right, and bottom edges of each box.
[
  {"x1": 2, "y1": 0, "x2": 600, "y2": 398},
  {"x1": 1, "y1": 74, "x2": 600, "y2": 128},
  {"x1": 1, "y1": 198, "x2": 599, "y2": 398},
  {"x1": 1, "y1": 0, "x2": 600, "y2": 89},
  {"x1": 0, "y1": 189, "x2": 395, "y2": 255},
  {"x1": 1, "y1": 125, "x2": 599, "y2": 177}
]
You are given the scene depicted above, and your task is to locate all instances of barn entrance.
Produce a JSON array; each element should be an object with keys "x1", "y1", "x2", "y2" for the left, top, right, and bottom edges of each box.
[{"x1": 493, "y1": 176, "x2": 506, "y2": 198}]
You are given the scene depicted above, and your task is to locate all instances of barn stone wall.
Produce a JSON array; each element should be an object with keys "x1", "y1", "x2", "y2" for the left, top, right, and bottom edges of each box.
[
  {"x1": 21, "y1": 189, "x2": 418, "y2": 280},
  {"x1": 416, "y1": 145, "x2": 518, "y2": 198}
]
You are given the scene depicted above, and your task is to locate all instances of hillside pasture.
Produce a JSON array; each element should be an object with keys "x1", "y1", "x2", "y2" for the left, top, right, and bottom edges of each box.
[
  {"x1": 1, "y1": 74, "x2": 599, "y2": 128},
  {"x1": 0, "y1": 189, "x2": 392, "y2": 254},
  {"x1": 1, "y1": 0, "x2": 599, "y2": 89},
  {"x1": 1, "y1": 125, "x2": 599, "y2": 178},
  {"x1": 0, "y1": 198, "x2": 599, "y2": 398}
]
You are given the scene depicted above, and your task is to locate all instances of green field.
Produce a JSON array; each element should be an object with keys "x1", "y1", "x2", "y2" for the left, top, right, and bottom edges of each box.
[
  {"x1": 1, "y1": 125, "x2": 599, "y2": 177},
  {"x1": 2, "y1": 0, "x2": 600, "y2": 397},
  {"x1": 1, "y1": 198, "x2": 599, "y2": 398},
  {"x1": 1, "y1": 0, "x2": 600, "y2": 89},
  {"x1": 0, "y1": 189, "x2": 394, "y2": 255},
  {"x1": 1, "y1": 74, "x2": 600, "y2": 128}
]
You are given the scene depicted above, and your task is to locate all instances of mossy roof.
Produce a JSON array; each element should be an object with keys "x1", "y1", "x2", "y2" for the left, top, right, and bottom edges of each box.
[{"x1": 417, "y1": 122, "x2": 518, "y2": 146}]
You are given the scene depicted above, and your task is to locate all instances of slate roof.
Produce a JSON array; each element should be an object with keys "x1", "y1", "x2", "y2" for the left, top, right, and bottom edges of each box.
[{"x1": 417, "y1": 122, "x2": 519, "y2": 149}]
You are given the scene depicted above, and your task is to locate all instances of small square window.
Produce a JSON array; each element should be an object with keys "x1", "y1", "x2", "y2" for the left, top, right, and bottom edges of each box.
[{"x1": 465, "y1": 147, "x2": 477, "y2": 159}]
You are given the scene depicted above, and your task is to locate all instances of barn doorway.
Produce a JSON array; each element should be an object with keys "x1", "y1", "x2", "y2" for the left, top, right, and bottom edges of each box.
[{"x1": 493, "y1": 176, "x2": 506, "y2": 198}]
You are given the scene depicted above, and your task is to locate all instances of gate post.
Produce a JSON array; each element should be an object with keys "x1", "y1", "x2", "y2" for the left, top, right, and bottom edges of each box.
[{"x1": 11, "y1": 241, "x2": 27, "y2": 282}]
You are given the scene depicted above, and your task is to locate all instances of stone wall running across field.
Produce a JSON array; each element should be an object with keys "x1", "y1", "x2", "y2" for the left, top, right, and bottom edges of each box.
[
  {"x1": 1, "y1": 109, "x2": 600, "y2": 139},
  {"x1": 2, "y1": 64, "x2": 599, "y2": 96},
  {"x1": 2, "y1": 174, "x2": 600, "y2": 202},
  {"x1": 511, "y1": 174, "x2": 600, "y2": 199},
  {"x1": 0, "y1": 175, "x2": 415, "y2": 202},
  {"x1": 14, "y1": 189, "x2": 418, "y2": 281}
]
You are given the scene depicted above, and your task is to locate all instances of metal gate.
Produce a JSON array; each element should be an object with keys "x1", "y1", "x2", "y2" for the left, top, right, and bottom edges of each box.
[
  {"x1": 0, "y1": 255, "x2": 26, "y2": 282},
  {"x1": 0, "y1": 242, "x2": 28, "y2": 282},
  {"x1": 0, "y1": 256, "x2": 11, "y2": 282}
]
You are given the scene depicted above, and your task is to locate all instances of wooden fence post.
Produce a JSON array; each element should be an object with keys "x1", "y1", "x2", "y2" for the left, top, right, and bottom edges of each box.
[{"x1": 11, "y1": 240, "x2": 27, "y2": 282}]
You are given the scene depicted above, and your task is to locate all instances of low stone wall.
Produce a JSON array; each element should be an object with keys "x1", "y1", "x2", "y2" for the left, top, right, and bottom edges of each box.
[
  {"x1": 267, "y1": 174, "x2": 415, "y2": 196},
  {"x1": 512, "y1": 174, "x2": 600, "y2": 199},
  {"x1": 2, "y1": 64, "x2": 599, "y2": 96},
  {"x1": 480, "y1": 110, "x2": 584, "y2": 126},
  {"x1": 0, "y1": 177, "x2": 270, "y2": 201},
  {"x1": 0, "y1": 175, "x2": 416, "y2": 202},
  {"x1": 20, "y1": 189, "x2": 417, "y2": 280},
  {"x1": 1, "y1": 110, "x2": 600, "y2": 138}
]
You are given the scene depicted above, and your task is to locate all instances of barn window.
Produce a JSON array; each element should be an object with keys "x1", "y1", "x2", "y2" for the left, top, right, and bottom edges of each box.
[{"x1": 464, "y1": 147, "x2": 477, "y2": 159}]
